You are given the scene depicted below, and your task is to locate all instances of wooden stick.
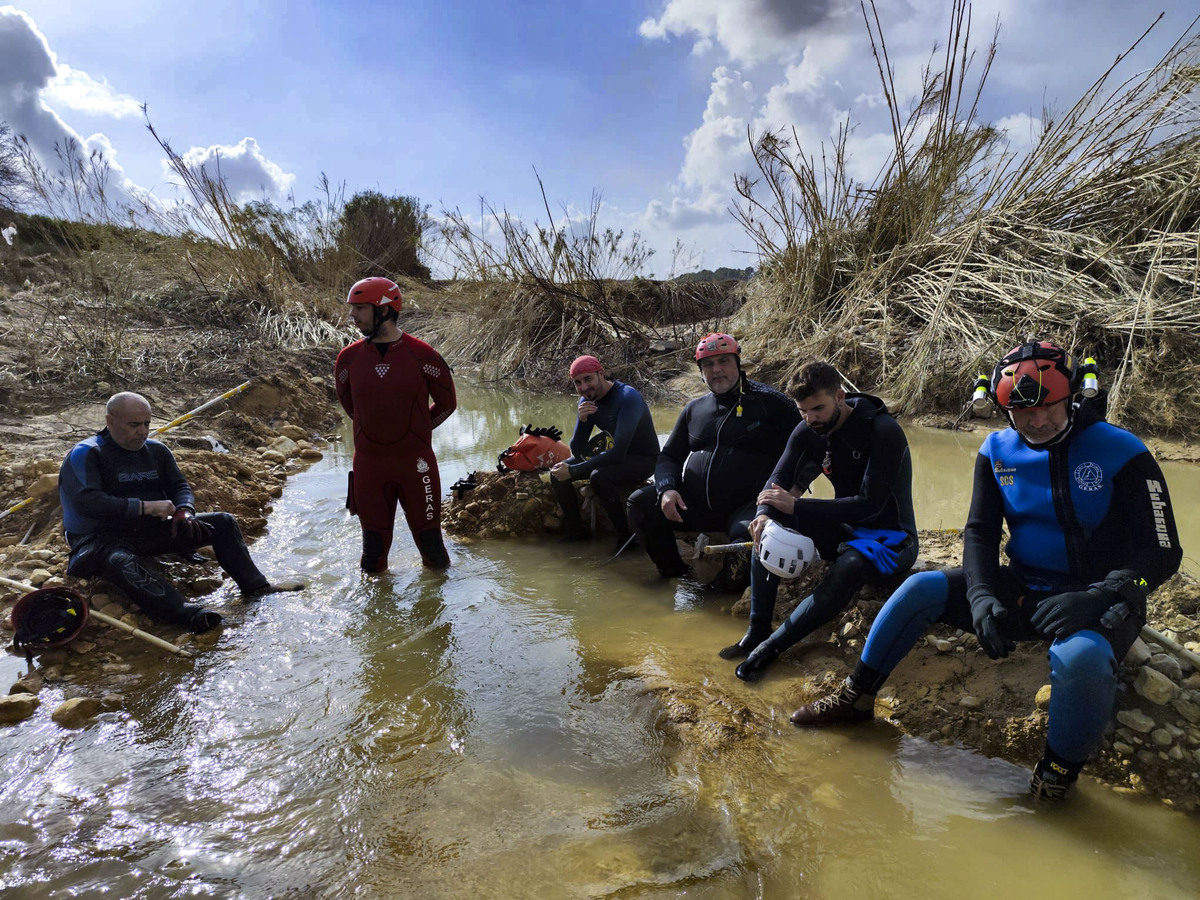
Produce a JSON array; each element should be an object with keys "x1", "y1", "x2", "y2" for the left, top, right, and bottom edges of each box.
[
  {"x1": 702, "y1": 541, "x2": 754, "y2": 556},
  {"x1": 0, "y1": 575, "x2": 194, "y2": 659},
  {"x1": 1141, "y1": 624, "x2": 1200, "y2": 671}
]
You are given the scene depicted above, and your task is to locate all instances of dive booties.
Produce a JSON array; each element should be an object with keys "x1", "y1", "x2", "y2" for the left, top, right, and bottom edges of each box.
[
  {"x1": 184, "y1": 605, "x2": 223, "y2": 633},
  {"x1": 735, "y1": 640, "x2": 781, "y2": 682},
  {"x1": 718, "y1": 623, "x2": 772, "y2": 661}
]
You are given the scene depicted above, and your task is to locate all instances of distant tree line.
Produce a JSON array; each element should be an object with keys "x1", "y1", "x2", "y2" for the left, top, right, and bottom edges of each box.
[{"x1": 674, "y1": 266, "x2": 755, "y2": 283}]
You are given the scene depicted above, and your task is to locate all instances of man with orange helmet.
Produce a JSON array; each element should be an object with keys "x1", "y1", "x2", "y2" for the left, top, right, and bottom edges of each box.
[
  {"x1": 335, "y1": 277, "x2": 457, "y2": 571},
  {"x1": 792, "y1": 340, "x2": 1181, "y2": 804},
  {"x1": 627, "y1": 333, "x2": 800, "y2": 587}
]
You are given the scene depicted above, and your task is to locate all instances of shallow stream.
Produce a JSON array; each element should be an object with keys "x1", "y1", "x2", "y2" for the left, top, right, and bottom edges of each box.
[{"x1": 1, "y1": 382, "x2": 1198, "y2": 898}]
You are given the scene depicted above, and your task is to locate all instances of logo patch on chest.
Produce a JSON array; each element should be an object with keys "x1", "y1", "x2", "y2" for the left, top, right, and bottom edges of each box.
[
  {"x1": 416, "y1": 458, "x2": 430, "y2": 473},
  {"x1": 1074, "y1": 461, "x2": 1103, "y2": 492},
  {"x1": 375, "y1": 363, "x2": 390, "y2": 378}
]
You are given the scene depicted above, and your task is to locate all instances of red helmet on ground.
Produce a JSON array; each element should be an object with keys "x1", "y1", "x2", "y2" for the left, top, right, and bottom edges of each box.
[
  {"x1": 695, "y1": 333, "x2": 739, "y2": 363},
  {"x1": 346, "y1": 277, "x2": 402, "y2": 311},
  {"x1": 11, "y1": 586, "x2": 90, "y2": 653},
  {"x1": 991, "y1": 341, "x2": 1078, "y2": 409}
]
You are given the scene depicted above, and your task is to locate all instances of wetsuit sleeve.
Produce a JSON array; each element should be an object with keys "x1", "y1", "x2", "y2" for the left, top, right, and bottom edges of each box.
[
  {"x1": 755, "y1": 423, "x2": 820, "y2": 519},
  {"x1": 334, "y1": 347, "x2": 354, "y2": 418},
  {"x1": 60, "y1": 443, "x2": 139, "y2": 522},
  {"x1": 567, "y1": 408, "x2": 595, "y2": 464},
  {"x1": 653, "y1": 409, "x2": 690, "y2": 496},
  {"x1": 156, "y1": 444, "x2": 195, "y2": 512},
  {"x1": 1099, "y1": 451, "x2": 1182, "y2": 594},
  {"x1": 569, "y1": 393, "x2": 644, "y2": 478},
  {"x1": 789, "y1": 416, "x2": 910, "y2": 528},
  {"x1": 963, "y1": 451, "x2": 1004, "y2": 594},
  {"x1": 424, "y1": 350, "x2": 457, "y2": 429}
]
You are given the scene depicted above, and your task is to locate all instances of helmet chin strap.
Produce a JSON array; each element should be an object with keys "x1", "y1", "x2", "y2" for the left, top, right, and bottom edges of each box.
[{"x1": 1008, "y1": 398, "x2": 1079, "y2": 449}]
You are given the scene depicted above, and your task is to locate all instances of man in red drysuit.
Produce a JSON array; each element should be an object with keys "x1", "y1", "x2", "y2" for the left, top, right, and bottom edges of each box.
[{"x1": 335, "y1": 277, "x2": 457, "y2": 571}]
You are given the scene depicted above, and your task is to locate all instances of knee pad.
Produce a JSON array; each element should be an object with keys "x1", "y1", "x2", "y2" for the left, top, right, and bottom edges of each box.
[
  {"x1": 106, "y1": 548, "x2": 169, "y2": 599},
  {"x1": 361, "y1": 530, "x2": 388, "y2": 572},
  {"x1": 1050, "y1": 631, "x2": 1117, "y2": 689},
  {"x1": 416, "y1": 529, "x2": 450, "y2": 569}
]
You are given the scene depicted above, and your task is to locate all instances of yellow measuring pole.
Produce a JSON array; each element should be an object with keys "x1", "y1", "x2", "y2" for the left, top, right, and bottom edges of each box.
[
  {"x1": 152, "y1": 380, "x2": 252, "y2": 436},
  {"x1": 0, "y1": 497, "x2": 36, "y2": 522}
]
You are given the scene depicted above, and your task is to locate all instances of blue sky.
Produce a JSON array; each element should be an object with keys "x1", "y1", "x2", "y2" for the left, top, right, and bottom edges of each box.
[{"x1": 2, "y1": 2, "x2": 1197, "y2": 277}]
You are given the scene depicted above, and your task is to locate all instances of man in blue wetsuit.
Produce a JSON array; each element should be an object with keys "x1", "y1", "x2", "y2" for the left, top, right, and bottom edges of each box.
[
  {"x1": 792, "y1": 341, "x2": 1182, "y2": 802},
  {"x1": 549, "y1": 355, "x2": 660, "y2": 548},
  {"x1": 627, "y1": 333, "x2": 801, "y2": 589},
  {"x1": 723, "y1": 361, "x2": 918, "y2": 681},
  {"x1": 59, "y1": 392, "x2": 303, "y2": 632}
]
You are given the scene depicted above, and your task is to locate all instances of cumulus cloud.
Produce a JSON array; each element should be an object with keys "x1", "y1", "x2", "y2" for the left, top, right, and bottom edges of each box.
[
  {"x1": 42, "y1": 64, "x2": 142, "y2": 119},
  {"x1": 639, "y1": 0, "x2": 844, "y2": 64},
  {"x1": 679, "y1": 66, "x2": 756, "y2": 191},
  {"x1": 642, "y1": 192, "x2": 728, "y2": 230},
  {"x1": 174, "y1": 138, "x2": 295, "y2": 202}
]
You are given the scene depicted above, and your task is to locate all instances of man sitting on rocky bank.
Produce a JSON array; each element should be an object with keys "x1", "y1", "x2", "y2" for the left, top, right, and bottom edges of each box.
[
  {"x1": 58, "y1": 392, "x2": 303, "y2": 632},
  {"x1": 627, "y1": 333, "x2": 800, "y2": 590},
  {"x1": 791, "y1": 341, "x2": 1182, "y2": 803},
  {"x1": 725, "y1": 361, "x2": 918, "y2": 681},
  {"x1": 549, "y1": 355, "x2": 660, "y2": 549}
]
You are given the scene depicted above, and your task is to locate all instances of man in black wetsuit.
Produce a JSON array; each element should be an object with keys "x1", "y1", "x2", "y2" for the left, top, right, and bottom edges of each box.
[
  {"x1": 626, "y1": 333, "x2": 800, "y2": 589},
  {"x1": 549, "y1": 355, "x2": 660, "y2": 548},
  {"x1": 59, "y1": 392, "x2": 303, "y2": 632},
  {"x1": 791, "y1": 341, "x2": 1181, "y2": 803},
  {"x1": 722, "y1": 361, "x2": 918, "y2": 680}
]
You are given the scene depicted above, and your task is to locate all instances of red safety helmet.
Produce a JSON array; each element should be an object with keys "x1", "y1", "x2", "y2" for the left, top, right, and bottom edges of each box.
[
  {"x1": 990, "y1": 341, "x2": 1078, "y2": 409},
  {"x1": 10, "y1": 586, "x2": 90, "y2": 653},
  {"x1": 695, "y1": 332, "x2": 739, "y2": 363},
  {"x1": 346, "y1": 277, "x2": 403, "y2": 311}
]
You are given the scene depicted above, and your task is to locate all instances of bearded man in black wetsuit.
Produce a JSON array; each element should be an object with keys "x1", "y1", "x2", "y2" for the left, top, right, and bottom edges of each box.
[
  {"x1": 626, "y1": 333, "x2": 800, "y2": 590},
  {"x1": 59, "y1": 392, "x2": 302, "y2": 632},
  {"x1": 721, "y1": 361, "x2": 918, "y2": 681}
]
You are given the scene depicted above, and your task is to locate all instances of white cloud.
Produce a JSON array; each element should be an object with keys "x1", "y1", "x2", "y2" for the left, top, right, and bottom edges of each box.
[
  {"x1": 175, "y1": 138, "x2": 296, "y2": 202},
  {"x1": 679, "y1": 66, "x2": 756, "y2": 191},
  {"x1": 639, "y1": 0, "x2": 846, "y2": 65},
  {"x1": 42, "y1": 64, "x2": 142, "y2": 118},
  {"x1": 642, "y1": 192, "x2": 728, "y2": 230}
]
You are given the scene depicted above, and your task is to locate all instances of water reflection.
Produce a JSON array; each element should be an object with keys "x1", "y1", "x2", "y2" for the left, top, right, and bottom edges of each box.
[{"x1": 1, "y1": 380, "x2": 1198, "y2": 898}]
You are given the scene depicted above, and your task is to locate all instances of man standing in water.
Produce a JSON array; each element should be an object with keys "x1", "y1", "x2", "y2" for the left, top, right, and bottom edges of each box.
[
  {"x1": 792, "y1": 341, "x2": 1181, "y2": 802},
  {"x1": 724, "y1": 361, "x2": 918, "y2": 680},
  {"x1": 627, "y1": 333, "x2": 800, "y2": 590},
  {"x1": 336, "y1": 277, "x2": 457, "y2": 571},
  {"x1": 59, "y1": 392, "x2": 303, "y2": 632},
  {"x1": 549, "y1": 355, "x2": 659, "y2": 549}
]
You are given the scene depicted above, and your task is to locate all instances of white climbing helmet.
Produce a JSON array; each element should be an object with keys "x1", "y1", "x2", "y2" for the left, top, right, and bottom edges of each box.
[{"x1": 758, "y1": 520, "x2": 818, "y2": 579}]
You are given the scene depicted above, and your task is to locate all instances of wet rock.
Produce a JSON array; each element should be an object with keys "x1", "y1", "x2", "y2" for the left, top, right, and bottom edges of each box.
[
  {"x1": 52, "y1": 697, "x2": 101, "y2": 727},
  {"x1": 37, "y1": 649, "x2": 69, "y2": 666},
  {"x1": 1116, "y1": 708, "x2": 1156, "y2": 733},
  {"x1": 1149, "y1": 653, "x2": 1184, "y2": 683},
  {"x1": 193, "y1": 577, "x2": 223, "y2": 593},
  {"x1": 10, "y1": 674, "x2": 42, "y2": 694},
  {"x1": 1169, "y1": 745, "x2": 1186, "y2": 761},
  {"x1": 1171, "y1": 697, "x2": 1200, "y2": 724},
  {"x1": 299, "y1": 448, "x2": 323, "y2": 461},
  {"x1": 1136, "y1": 749, "x2": 1159, "y2": 765},
  {"x1": 259, "y1": 450, "x2": 287, "y2": 465},
  {"x1": 98, "y1": 603, "x2": 126, "y2": 618},
  {"x1": 959, "y1": 695, "x2": 982, "y2": 709},
  {"x1": 1135, "y1": 666, "x2": 1180, "y2": 705},
  {"x1": 278, "y1": 424, "x2": 308, "y2": 442},
  {"x1": 99, "y1": 694, "x2": 124, "y2": 712},
  {"x1": 1035, "y1": 684, "x2": 1052, "y2": 710},
  {"x1": 934, "y1": 638, "x2": 952, "y2": 653},
  {"x1": 91, "y1": 593, "x2": 110, "y2": 605},
  {"x1": 100, "y1": 662, "x2": 133, "y2": 675},
  {"x1": 1151, "y1": 728, "x2": 1175, "y2": 747},
  {"x1": 1112, "y1": 741, "x2": 1136, "y2": 755},
  {"x1": 0, "y1": 693, "x2": 40, "y2": 723},
  {"x1": 28, "y1": 568, "x2": 52, "y2": 586},
  {"x1": 41, "y1": 666, "x2": 64, "y2": 682},
  {"x1": 522, "y1": 499, "x2": 541, "y2": 517},
  {"x1": 69, "y1": 640, "x2": 97, "y2": 655}
]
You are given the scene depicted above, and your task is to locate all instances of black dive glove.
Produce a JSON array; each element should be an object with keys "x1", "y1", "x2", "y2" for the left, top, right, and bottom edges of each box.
[
  {"x1": 1030, "y1": 589, "x2": 1109, "y2": 639},
  {"x1": 171, "y1": 508, "x2": 214, "y2": 544},
  {"x1": 967, "y1": 585, "x2": 1015, "y2": 660}
]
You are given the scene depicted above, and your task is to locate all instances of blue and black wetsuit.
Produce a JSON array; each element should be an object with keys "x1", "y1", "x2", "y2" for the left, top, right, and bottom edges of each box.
[
  {"x1": 736, "y1": 394, "x2": 918, "y2": 668},
  {"x1": 59, "y1": 428, "x2": 271, "y2": 627},
  {"x1": 551, "y1": 380, "x2": 660, "y2": 540},
  {"x1": 854, "y1": 395, "x2": 1181, "y2": 771},
  {"x1": 628, "y1": 375, "x2": 800, "y2": 576}
]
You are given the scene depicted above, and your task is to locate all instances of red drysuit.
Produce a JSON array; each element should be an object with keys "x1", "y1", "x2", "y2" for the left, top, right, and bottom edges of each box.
[{"x1": 335, "y1": 333, "x2": 456, "y2": 569}]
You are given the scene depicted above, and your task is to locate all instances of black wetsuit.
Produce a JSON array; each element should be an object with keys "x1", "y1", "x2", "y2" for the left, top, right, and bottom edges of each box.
[
  {"x1": 59, "y1": 428, "x2": 270, "y2": 627},
  {"x1": 742, "y1": 393, "x2": 918, "y2": 658},
  {"x1": 551, "y1": 380, "x2": 660, "y2": 540},
  {"x1": 628, "y1": 375, "x2": 800, "y2": 575}
]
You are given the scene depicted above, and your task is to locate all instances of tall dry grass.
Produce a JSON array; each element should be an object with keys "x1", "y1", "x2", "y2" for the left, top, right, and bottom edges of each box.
[{"x1": 736, "y1": 1, "x2": 1200, "y2": 434}]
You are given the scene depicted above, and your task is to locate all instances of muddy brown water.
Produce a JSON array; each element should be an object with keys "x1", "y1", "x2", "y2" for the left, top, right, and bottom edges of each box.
[{"x1": 1, "y1": 382, "x2": 1198, "y2": 898}]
